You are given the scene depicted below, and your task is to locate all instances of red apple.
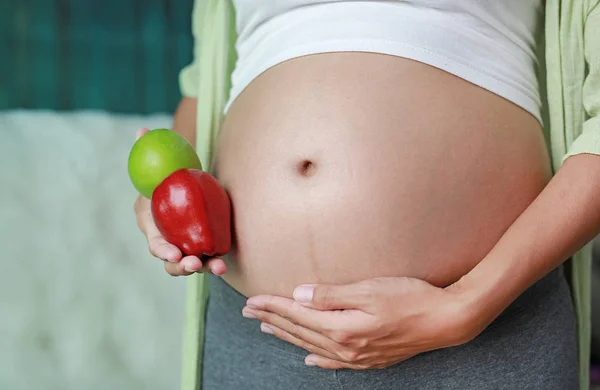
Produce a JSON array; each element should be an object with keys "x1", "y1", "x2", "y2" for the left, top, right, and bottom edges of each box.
[{"x1": 151, "y1": 168, "x2": 231, "y2": 257}]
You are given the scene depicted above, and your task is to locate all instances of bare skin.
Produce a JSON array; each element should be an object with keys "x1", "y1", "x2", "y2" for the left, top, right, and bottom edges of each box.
[
  {"x1": 132, "y1": 30, "x2": 600, "y2": 373},
  {"x1": 212, "y1": 52, "x2": 552, "y2": 298},
  {"x1": 135, "y1": 53, "x2": 551, "y2": 298}
]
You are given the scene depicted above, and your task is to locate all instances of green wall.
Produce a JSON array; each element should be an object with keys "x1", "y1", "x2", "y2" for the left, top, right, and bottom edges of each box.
[{"x1": 1, "y1": 0, "x2": 195, "y2": 114}]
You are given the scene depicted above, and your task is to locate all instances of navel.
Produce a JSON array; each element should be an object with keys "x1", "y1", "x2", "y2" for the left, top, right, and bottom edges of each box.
[{"x1": 297, "y1": 159, "x2": 317, "y2": 177}]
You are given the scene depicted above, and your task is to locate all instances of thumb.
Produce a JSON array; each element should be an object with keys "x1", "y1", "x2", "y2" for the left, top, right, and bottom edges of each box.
[
  {"x1": 293, "y1": 282, "x2": 370, "y2": 311},
  {"x1": 136, "y1": 127, "x2": 150, "y2": 140}
]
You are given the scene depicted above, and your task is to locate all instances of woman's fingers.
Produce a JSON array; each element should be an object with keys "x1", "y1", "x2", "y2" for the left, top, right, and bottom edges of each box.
[
  {"x1": 136, "y1": 127, "x2": 150, "y2": 140},
  {"x1": 137, "y1": 197, "x2": 183, "y2": 263},
  {"x1": 133, "y1": 127, "x2": 228, "y2": 277},
  {"x1": 164, "y1": 256, "x2": 228, "y2": 276},
  {"x1": 165, "y1": 256, "x2": 200, "y2": 276},
  {"x1": 259, "y1": 323, "x2": 342, "y2": 362},
  {"x1": 202, "y1": 257, "x2": 228, "y2": 275},
  {"x1": 181, "y1": 256, "x2": 227, "y2": 275},
  {"x1": 136, "y1": 191, "x2": 226, "y2": 276},
  {"x1": 148, "y1": 233, "x2": 183, "y2": 262}
]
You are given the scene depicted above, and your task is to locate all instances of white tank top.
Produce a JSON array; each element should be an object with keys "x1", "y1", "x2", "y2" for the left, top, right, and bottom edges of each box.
[{"x1": 227, "y1": 0, "x2": 544, "y2": 123}]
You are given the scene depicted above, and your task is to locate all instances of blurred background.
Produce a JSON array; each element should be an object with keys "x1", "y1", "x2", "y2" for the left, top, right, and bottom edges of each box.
[
  {"x1": 1, "y1": 1, "x2": 194, "y2": 389},
  {"x1": 2, "y1": 1, "x2": 600, "y2": 389}
]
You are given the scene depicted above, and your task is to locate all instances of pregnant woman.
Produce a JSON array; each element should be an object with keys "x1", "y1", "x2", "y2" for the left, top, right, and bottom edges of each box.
[{"x1": 134, "y1": 1, "x2": 600, "y2": 389}]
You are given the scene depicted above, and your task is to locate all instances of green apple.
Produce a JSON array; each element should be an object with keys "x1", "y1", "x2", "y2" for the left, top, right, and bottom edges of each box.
[{"x1": 128, "y1": 129, "x2": 202, "y2": 198}]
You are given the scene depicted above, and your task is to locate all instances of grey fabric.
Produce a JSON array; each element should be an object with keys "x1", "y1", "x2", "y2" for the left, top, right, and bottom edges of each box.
[{"x1": 202, "y1": 268, "x2": 578, "y2": 390}]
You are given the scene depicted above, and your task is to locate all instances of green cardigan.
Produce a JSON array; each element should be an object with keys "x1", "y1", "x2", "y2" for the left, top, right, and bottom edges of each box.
[{"x1": 179, "y1": 1, "x2": 600, "y2": 389}]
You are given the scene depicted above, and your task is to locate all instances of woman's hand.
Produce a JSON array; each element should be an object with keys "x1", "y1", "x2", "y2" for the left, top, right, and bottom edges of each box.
[
  {"x1": 242, "y1": 276, "x2": 480, "y2": 369},
  {"x1": 133, "y1": 128, "x2": 227, "y2": 277},
  {"x1": 242, "y1": 154, "x2": 600, "y2": 369}
]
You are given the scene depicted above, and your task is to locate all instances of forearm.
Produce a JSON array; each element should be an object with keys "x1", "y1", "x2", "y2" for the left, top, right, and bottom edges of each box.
[
  {"x1": 456, "y1": 153, "x2": 600, "y2": 330},
  {"x1": 172, "y1": 97, "x2": 198, "y2": 147}
]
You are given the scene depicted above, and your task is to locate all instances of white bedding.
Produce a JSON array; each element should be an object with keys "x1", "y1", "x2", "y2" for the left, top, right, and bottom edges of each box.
[{"x1": 0, "y1": 111, "x2": 187, "y2": 390}]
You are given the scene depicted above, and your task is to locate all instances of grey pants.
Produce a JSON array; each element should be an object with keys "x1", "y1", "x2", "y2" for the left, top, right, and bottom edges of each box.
[{"x1": 202, "y1": 268, "x2": 578, "y2": 389}]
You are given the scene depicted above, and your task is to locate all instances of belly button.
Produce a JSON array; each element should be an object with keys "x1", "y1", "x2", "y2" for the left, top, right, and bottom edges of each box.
[{"x1": 298, "y1": 160, "x2": 317, "y2": 177}]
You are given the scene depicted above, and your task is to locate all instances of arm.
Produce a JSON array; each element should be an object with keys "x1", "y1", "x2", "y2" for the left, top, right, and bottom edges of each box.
[
  {"x1": 135, "y1": 0, "x2": 233, "y2": 278},
  {"x1": 240, "y1": 155, "x2": 600, "y2": 371},
  {"x1": 455, "y1": 154, "x2": 600, "y2": 331},
  {"x1": 457, "y1": 0, "x2": 600, "y2": 331},
  {"x1": 172, "y1": 97, "x2": 198, "y2": 146}
]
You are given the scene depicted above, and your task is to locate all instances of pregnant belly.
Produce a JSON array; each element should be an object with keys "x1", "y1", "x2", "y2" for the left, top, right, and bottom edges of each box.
[{"x1": 213, "y1": 52, "x2": 551, "y2": 298}]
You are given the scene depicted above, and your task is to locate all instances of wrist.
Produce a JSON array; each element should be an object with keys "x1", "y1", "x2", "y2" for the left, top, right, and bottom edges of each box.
[
  {"x1": 445, "y1": 267, "x2": 510, "y2": 343},
  {"x1": 448, "y1": 249, "x2": 536, "y2": 341}
]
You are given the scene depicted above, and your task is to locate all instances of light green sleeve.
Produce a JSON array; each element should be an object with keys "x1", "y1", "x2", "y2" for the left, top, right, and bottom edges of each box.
[
  {"x1": 180, "y1": 2, "x2": 237, "y2": 390},
  {"x1": 563, "y1": 1, "x2": 600, "y2": 161},
  {"x1": 178, "y1": 1, "x2": 207, "y2": 98},
  {"x1": 560, "y1": 3, "x2": 600, "y2": 390}
]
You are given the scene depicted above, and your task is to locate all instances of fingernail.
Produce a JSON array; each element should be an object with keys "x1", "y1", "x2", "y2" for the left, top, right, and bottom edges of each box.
[
  {"x1": 260, "y1": 323, "x2": 273, "y2": 334},
  {"x1": 293, "y1": 285, "x2": 314, "y2": 303},
  {"x1": 305, "y1": 358, "x2": 317, "y2": 366},
  {"x1": 184, "y1": 266, "x2": 195, "y2": 273},
  {"x1": 242, "y1": 310, "x2": 256, "y2": 319}
]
